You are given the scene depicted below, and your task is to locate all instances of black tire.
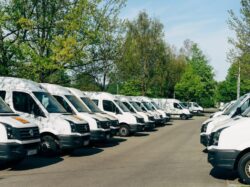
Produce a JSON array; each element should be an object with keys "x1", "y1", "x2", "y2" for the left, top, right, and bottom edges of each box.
[
  {"x1": 39, "y1": 135, "x2": 60, "y2": 156},
  {"x1": 180, "y1": 114, "x2": 188, "y2": 120},
  {"x1": 238, "y1": 152, "x2": 250, "y2": 184},
  {"x1": 119, "y1": 125, "x2": 130, "y2": 137}
]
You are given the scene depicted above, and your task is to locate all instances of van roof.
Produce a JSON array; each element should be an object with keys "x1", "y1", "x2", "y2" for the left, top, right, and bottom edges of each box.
[
  {"x1": 0, "y1": 77, "x2": 45, "y2": 92},
  {"x1": 67, "y1": 87, "x2": 86, "y2": 97},
  {"x1": 40, "y1": 83, "x2": 71, "y2": 95},
  {"x1": 88, "y1": 92, "x2": 116, "y2": 100}
]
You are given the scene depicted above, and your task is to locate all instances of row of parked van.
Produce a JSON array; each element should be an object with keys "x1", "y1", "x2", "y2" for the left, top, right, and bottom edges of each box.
[
  {"x1": 1, "y1": 77, "x2": 192, "y2": 164},
  {"x1": 200, "y1": 93, "x2": 250, "y2": 184}
]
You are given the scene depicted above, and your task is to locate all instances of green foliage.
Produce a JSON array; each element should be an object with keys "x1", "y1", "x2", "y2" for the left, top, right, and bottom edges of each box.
[{"x1": 175, "y1": 41, "x2": 216, "y2": 107}]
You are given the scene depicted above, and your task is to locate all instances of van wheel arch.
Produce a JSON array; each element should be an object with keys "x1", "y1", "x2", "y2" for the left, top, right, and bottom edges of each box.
[
  {"x1": 39, "y1": 132, "x2": 60, "y2": 156},
  {"x1": 234, "y1": 148, "x2": 250, "y2": 170},
  {"x1": 119, "y1": 123, "x2": 130, "y2": 137}
]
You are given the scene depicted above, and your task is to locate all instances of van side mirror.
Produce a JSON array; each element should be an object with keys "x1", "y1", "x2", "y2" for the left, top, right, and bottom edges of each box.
[{"x1": 33, "y1": 107, "x2": 45, "y2": 118}]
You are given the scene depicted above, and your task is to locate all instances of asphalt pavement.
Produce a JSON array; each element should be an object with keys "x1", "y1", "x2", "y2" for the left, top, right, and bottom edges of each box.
[{"x1": 0, "y1": 116, "x2": 246, "y2": 187}]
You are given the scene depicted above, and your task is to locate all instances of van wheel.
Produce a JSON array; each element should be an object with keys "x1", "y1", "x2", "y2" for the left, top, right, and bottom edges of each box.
[
  {"x1": 119, "y1": 125, "x2": 130, "y2": 137},
  {"x1": 238, "y1": 152, "x2": 250, "y2": 184},
  {"x1": 180, "y1": 114, "x2": 188, "y2": 120},
  {"x1": 40, "y1": 135, "x2": 60, "y2": 156}
]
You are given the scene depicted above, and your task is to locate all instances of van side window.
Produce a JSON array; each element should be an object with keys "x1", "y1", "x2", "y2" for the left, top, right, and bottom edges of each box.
[
  {"x1": 103, "y1": 100, "x2": 119, "y2": 113},
  {"x1": 13, "y1": 91, "x2": 45, "y2": 117},
  {"x1": 174, "y1": 103, "x2": 181, "y2": 109},
  {"x1": 0, "y1": 91, "x2": 6, "y2": 100},
  {"x1": 53, "y1": 95, "x2": 74, "y2": 114},
  {"x1": 92, "y1": 99, "x2": 98, "y2": 106}
]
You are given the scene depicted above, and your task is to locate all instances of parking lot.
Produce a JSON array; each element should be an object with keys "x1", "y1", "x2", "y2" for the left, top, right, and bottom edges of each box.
[{"x1": 0, "y1": 116, "x2": 245, "y2": 187}]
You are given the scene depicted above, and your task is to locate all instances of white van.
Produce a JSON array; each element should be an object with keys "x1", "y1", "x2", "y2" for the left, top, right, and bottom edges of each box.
[
  {"x1": 118, "y1": 96, "x2": 155, "y2": 131},
  {"x1": 207, "y1": 107, "x2": 250, "y2": 184},
  {"x1": 200, "y1": 93, "x2": 250, "y2": 147},
  {"x1": 87, "y1": 92, "x2": 145, "y2": 137},
  {"x1": 136, "y1": 96, "x2": 169, "y2": 125},
  {"x1": 210, "y1": 100, "x2": 235, "y2": 118},
  {"x1": 187, "y1": 102, "x2": 203, "y2": 114},
  {"x1": 40, "y1": 84, "x2": 111, "y2": 142},
  {"x1": 156, "y1": 99, "x2": 192, "y2": 120},
  {"x1": 0, "y1": 97, "x2": 40, "y2": 163},
  {"x1": 67, "y1": 87, "x2": 120, "y2": 136},
  {"x1": 129, "y1": 97, "x2": 163, "y2": 125},
  {"x1": 0, "y1": 77, "x2": 90, "y2": 155}
]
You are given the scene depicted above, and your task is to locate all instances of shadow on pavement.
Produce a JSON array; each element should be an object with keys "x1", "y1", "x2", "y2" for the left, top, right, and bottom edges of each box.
[
  {"x1": 9, "y1": 155, "x2": 63, "y2": 171},
  {"x1": 70, "y1": 147, "x2": 103, "y2": 157},
  {"x1": 90, "y1": 137, "x2": 127, "y2": 148},
  {"x1": 133, "y1": 132, "x2": 150, "y2": 137},
  {"x1": 210, "y1": 167, "x2": 238, "y2": 181}
]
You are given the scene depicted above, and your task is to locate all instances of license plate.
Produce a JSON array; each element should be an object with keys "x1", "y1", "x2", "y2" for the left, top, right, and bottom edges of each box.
[
  {"x1": 83, "y1": 140, "x2": 90, "y2": 146},
  {"x1": 27, "y1": 149, "x2": 37, "y2": 156}
]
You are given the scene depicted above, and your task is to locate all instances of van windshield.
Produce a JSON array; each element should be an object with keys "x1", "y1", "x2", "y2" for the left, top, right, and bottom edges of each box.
[
  {"x1": 114, "y1": 100, "x2": 130, "y2": 112},
  {"x1": 65, "y1": 95, "x2": 90, "y2": 113},
  {"x1": 0, "y1": 98, "x2": 14, "y2": 113},
  {"x1": 130, "y1": 102, "x2": 143, "y2": 112},
  {"x1": 142, "y1": 102, "x2": 154, "y2": 111},
  {"x1": 33, "y1": 92, "x2": 67, "y2": 113},
  {"x1": 81, "y1": 97, "x2": 102, "y2": 113},
  {"x1": 152, "y1": 102, "x2": 160, "y2": 110},
  {"x1": 223, "y1": 95, "x2": 246, "y2": 116}
]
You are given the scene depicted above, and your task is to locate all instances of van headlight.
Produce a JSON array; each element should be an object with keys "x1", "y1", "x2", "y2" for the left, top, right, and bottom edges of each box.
[
  {"x1": 3, "y1": 124, "x2": 16, "y2": 139},
  {"x1": 69, "y1": 121, "x2": 77, "y2": 132},
  {"x1": 210, "y1": 128, "x2": 227, "y2": 146}
]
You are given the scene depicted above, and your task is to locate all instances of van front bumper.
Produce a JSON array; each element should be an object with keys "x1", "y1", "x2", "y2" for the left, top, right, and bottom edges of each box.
[
  {"x1": 129, "y1": 124, "x2": 145, "y2": 133},
  {"x1": 90, "y1": 130, "x2": 111, "y2": 141},
  {"x1": 208, "y1": 149, "x2": 239, "y2": 170},
  {"x1": 0, "y1": 142, "x2": 39, "y2": 161},
  {"x1": 144, "y1": 121, "x2": 155, "y2": 131},
  {"x1": 58, "y1": 135, "x2": 83, "y2": 149},
  {"x1": 110, "y1": 126, "x2": 120, "y2": 136},
  {"x1": 200, "y1": 134, "x2": 209, "y2": 146}
]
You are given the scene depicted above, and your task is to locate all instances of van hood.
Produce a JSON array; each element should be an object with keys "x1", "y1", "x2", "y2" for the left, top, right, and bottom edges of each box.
[
  {"x1": 0, "y1": 115, "x2": 37, "y2": 128},
  {"x1": 48, "y1": 113, "x2": 88, "y2": 124},
  {"x1": 206, "y1": 115, "x2": 231, "y2": 134},
  {"x1": 212, "y1": 116, "x2": 248, "y2": 132},
  {"x1": 96, "y1": 113, "x2": 118, "y2": 121}
]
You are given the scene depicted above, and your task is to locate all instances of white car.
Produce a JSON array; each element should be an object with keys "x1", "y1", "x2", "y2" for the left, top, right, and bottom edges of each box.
[
  {"x1": 207, "y1": 106, "x2": 250, "y2": 184},
  {"x1": 0, "y1": 97, "x2": 40, "y2": 163},
  {"x1": 0, "y1": 77, "x2": 90, "y2": 156}
]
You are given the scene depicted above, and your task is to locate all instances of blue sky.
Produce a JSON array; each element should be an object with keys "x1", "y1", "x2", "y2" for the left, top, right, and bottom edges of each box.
[{"x1": 120, "y1": 0, "x2": 241, "y2": 81}]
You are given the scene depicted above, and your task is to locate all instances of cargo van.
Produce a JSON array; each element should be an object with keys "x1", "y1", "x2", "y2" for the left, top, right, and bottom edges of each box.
[
  {"x1": 207, "y1": 106, "x2": 250, "y2": 184},
  {"x1": 0, "y1": 97, "x2": 40, "y2": 163},
  {"x1": 129, "y1": 97, "x2": 163, "y2": 125},
  {"x1": 118, "y1": 96, "x2": 155, "y2": 131},
  {"x1": 67, "y1": 87, "x2": 120, "y2": 136},
  {"x1": 186, "y1": 102, "x2": 203, "y2": 114},
  {"x1": 40, "y1": 84, "x2": 111, "y2": 141},
  {"x1": 154, "y1": 98, "x2": 192, "y2": 120},
  {"x1": 87, "y1": 92, "x2": 145, "y2": 137},
  {"x1": 210, "y1": 100, "x2": 235, "y2": 118},
  {"x1": 136, "y1": 96, "x2": 169, "y2": 124},
  {"x1": 0, "y1": 77, "x2": 90, "y2": 155},
  {"x1": 200, "y1": 93, "x2": 250, "y2": 147}
]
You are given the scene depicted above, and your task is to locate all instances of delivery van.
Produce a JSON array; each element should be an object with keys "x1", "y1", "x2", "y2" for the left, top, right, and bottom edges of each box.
[
  {"x1": 118, "y1": 96, "x2": 155, "y2": 131},
  {"x1": 0, "y1": 97, "x2": 40, "y2": 163},
  {"x1": 40, "y1": 83, "x2": 111, "y2": 142},
  {"x1": 86, "y1": 92, "x2": 145, "y2": 137},
  {"x1": 207, "y1": 106, "x2": 250, "y2": 184},
  {"x1": 200, "y1": 93, "x2": 250, "y2": 147},
  {"x1": 67, "y1": 87, "x2": 120, "y2": 136},
  {"x1": 0, "y1": 77, "x2": 90, "y2": 156}
]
